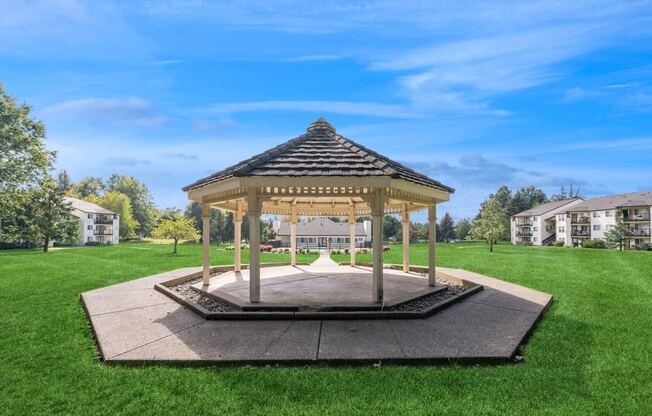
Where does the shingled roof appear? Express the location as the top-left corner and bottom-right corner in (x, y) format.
(183, 118), (454, 193)
(276, 217), (367, 237)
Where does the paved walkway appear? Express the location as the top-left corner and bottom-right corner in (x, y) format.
(81, 265), (552, 364)
(310, 251), (340, 268)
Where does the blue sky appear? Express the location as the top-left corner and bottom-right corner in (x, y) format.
(2, 0), (652, 220)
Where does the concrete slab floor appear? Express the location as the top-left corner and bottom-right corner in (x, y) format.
(193, 265), (446, 308)
(81, 264), (553, 364)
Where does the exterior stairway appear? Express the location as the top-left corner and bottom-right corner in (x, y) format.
(542, 233), (557, 246)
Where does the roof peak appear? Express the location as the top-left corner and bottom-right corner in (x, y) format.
(306, 117), (335, 136)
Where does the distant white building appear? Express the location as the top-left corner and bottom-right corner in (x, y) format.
(511, 191), (652, 249)
(273, 217), (371, 250)
(65, 197), (120, 245)
(510, 198), (584, 246)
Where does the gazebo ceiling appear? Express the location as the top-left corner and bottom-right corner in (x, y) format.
(183, 118), (454, 216)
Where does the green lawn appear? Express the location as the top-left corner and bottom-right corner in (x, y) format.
(1, 242), (650, 415)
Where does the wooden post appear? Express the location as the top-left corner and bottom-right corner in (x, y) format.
(428, 204), (437, 287)
(348, 209), (356, 267)
(234, 201), (242, 272)
(247, 188), (261, 303)
(202, 203), (211, 286)
(402, 203), (410, 273)
(290, 206), (297, 266)
(371, 189), (384, 303)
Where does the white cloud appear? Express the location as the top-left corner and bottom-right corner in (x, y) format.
(41, 97), (168, 127)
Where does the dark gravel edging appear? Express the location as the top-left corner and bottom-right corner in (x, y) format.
(165, 275), (475, 317)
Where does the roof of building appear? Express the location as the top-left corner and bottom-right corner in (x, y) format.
(568, 191), (652, 212)
(276, 217), (367, 237)
(513, 198), (582, 217)
(64, 197), (116, 215)
(183, 118), (454, 193)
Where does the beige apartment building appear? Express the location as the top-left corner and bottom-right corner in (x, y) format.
(511, 191), (652, 249)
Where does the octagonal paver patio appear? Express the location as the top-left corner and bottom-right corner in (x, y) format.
(81, 261), (552, 364)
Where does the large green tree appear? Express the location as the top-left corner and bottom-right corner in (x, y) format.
(0, 84), (55, 237)
(88, 191), (139, 238)
(107, 174), (158, 236)
(73, 176), (105, 198)
(152, 217), (198, 254)
(438, 212), (456, 242)
(509, 186), (547, 216)
(184, 202), (229, 243)
(471, 196), (507, 252)
(28, 179), (79, 251)
(383, 215), (401, 241)
(455, 218), (473, 240)
(605, 215), (631, 251)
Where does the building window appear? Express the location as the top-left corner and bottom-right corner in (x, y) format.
(533, 227), (538, 231)
(533, 237), (537, 242)
(593, 211), (600, 218)
(593, 225), (601, 231)
(605, 210), (613, 217)
(87, 213), (93, 219)
(605, 224), (613, 231)
(87, 225), (92, 230)
(558, 214), (565, 221)
(87, 236), (92, 242)
(558, 226), (565, 233)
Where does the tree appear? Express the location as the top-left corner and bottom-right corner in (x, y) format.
(438, 212), (456, 242)
(159, 207), (183, 221)
(184, 202), (229, 243)
(455, 218), (473, 240)
(28, 179), (79, 252)
(471, 196), (507, 252)
(55, 170), (73, 193)
(605, 215), (631, 251)
(0, 84), (55, 234)
(383, 215), (401, 241)
(509, 186), (547, 216)
(74, 176), (105, 198)
(152, 217), (198, 254)
(551, 184), (583, 201)
(88, 191), (139, 238)
(107, 174), (158, 236)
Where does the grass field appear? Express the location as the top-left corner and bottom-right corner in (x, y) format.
(1, 242), (650, 415)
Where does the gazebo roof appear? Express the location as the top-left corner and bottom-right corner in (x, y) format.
(184, 118), (453, 216)
(183, 118), (454, 193)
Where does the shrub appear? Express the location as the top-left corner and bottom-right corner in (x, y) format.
(344, 248), (349, 254)
(554, 241), (565, 247)
(636, 243), (652, 251)
(84, 241), (101, 246)
(225, 245), (235, 251)
(581, 239), (607, 249)
(383, 245), (390, 252)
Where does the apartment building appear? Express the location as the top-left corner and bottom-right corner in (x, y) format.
(510, 198), (584, 245)
(273, 217), (371, 250)
(511, 191), (652, 248)
(65, 197), (120, 245)
(564, 191), (652, 248)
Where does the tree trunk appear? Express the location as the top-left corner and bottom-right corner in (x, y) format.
(43, 235), (49, 252)
(489, 237), (494, 252)
(173, 239), (178, 254)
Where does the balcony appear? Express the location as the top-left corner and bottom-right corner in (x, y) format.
(94, 218), (114, 225)
(624, 213), (650, 222)
(515, 221), (532, 226)
(516, 232), (532, 237)
(94, 229), (113, 236)
(571, 230), (591, 237)
(571, 217), (590, 224)
(630, 229), (651, 237)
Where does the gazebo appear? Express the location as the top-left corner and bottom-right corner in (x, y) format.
(182, 118), (454, 304)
